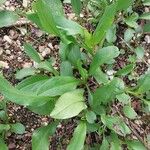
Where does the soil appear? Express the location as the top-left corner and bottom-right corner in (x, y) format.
(0, 0), (150, 150)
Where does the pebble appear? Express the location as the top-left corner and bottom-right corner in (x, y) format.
(3, 35), (12, 44)
(48, 43), (53, 49)
(36, 30), (44, 37)
(0, 47), (3, 55)
(5, 49), (11, 55)
(68, 13), (75, 20)
(145, 35), (150, 44)
(0, 61), (9, 69)
(42, 48), (51, 57)
(38, 45), (45, 52)
(148, 59), (150, 64)
(9, 6), (15, 11)
(5, 1), (10, 6)
(23, 62), (32, 68)
(106, 70), (115, 76)
(9, 30), (15, 37)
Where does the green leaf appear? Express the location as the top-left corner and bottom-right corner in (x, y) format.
(32, 122), (58, 150)
(116, 64), (134, 76)
(89, 46), (119, 75)
(0, 10), (19, 28)
(67, 122), (86, 150)
(116, 0), (133, 11)
(143, 22), (150, 33)
(123, 105), (137, 119)
(116, 93), (131, 104)
(0, 110), (7, 122)
(92, 3), (117, 45)
(71, 0), (82, 15)
(135, 46), (144, 60)
(143, 0), (150, 6)
(124, 28), (135, 42)
(110, 133), (122, 150)
(37, 76), (80, 97)
(0, 124), (10, 133)
(24, 43), (41, 63)
(139, 12), (150, 20)
(0, 0), (6, 5)
(35, 0), (59, 35)
(126, 140), (147, 150)
(86, 111), (97, 124)
(137, 72), (150, 93)
(100, 136), (109, 150)
(106, 24), (117, 43)
(60, 61), (73, 76)
(0, 75), (54, 107)
(93, 78), (124, 106)
(50, 90), (87, 119)
(11, 123), (25, 134)
(93, 68), (109, 84)
(15, 68), (36, 80)
(0, 138), (8, 150)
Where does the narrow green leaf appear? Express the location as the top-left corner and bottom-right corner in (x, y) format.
(37, 76), (80, 97)
(100, 136), (109, 150)
(60, 61), (73, 76)
(116, 64), (135, 76)
(89, 46), (119, 74)
(67, 122), (86, 150)
(71, 0), (82, 15)
(15, 68), (36, 80)
(139, 12), (150, 20)
(11, 123), (25, 134)
(32, 122), (58, 150)
(0, 10), (19, 28)
(50, 90), (87, 119)
(123, 105), (137, 119)
(24, 43), (41, 63)
(92, 3), (117, 45)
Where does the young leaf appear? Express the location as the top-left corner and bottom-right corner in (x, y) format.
(139, 12), (150, 20)
(60, 61), (73, 76)
(0, 124), (10, 133)
(116, 93), (131, 104)
(123, 105), (137, 119)
(124, 28), (135, 42)
(115, 64), (135, 76)
(71, 0), (82, 15)
(0, 10), (19, 28)
(0, 138), (8, 150)
(11, 123), (25, 134)
(135, 46), (144, 60)
(89, 46), (119, 75)
(24, 43), (41, 63)
(50, 90), (87, 119)
(67, 122), (86, 150)
(36, 76), (80, 97)
(32, 122), (58, 150)
(15, 68), (36, 80)
(116, 0), (133, 11)
(86, 111), (97, 124)
(92, 3), (117, 45)
(35, 0), (59, 35)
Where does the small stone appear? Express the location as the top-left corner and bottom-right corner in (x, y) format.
(148, 59), (150, 64)
(0, 47), (3, 55)
(54, 45), (59, 50)
(106, 70), (115, 76)
(145, 35), (150, 44)
(23, 0), (28, 8)
(80, 14), (84, 17)
(8, 143), (16, 149)
(0, 61), (9, 69)
(48, 43), (53, 49)
(5, 49), (11, 55)
(3, 35), (12, 44)
(36, 30), (44, 37)
(68, 13), (75, 20)
(42, 48), (51, 57)
(5, 1), (10, 6)
(9, 6), (15, 11)
(23, 62), (32, 68)
(9, 30), (15, 37)
(19, 28), (27, 35)
(38, 45), (45, 52)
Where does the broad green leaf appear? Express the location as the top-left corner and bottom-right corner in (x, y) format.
(50, 90), (87, 119)
(93, 68), (109, 84)
(139, 12), (150, 20)
(124, 28), (135, 42)
(143, 23), (150, 33)
(0, 10), (19, 28)
(116, 93), (131, 104)
(15, 68), (36, 80)
(126, 140), (146, 150)
(67, 122), (86, 150)
(116, 64), (135, 76)
(0, 138), (8, 150)
(93, 78), (124, 106)
(35, 0), (59, 35)
(100, 136), (109, 150)
(86, 111), (96, 124)
(0, 124), (10, 133)
(123, 105), (137, 119)
(71, 0), (82, 15)
(24, 43), (41, 63)
(60, 61), (73, 76)
(32, 122), (58, 150)
(0, 75), (54, 107)
(110, 133), (122, 150)
(86, 123), (99, 133)
(37, 76), (80, 97)
(37, 61), (59, 76)
(0, 110), (7, 122)
(137, 72), (150, 93)
(92, 3), (117, 45)
(106, 24), (117, 43)
(89, 46), (119, 75)
(124, 13), (139, 28)
(10, 123), (25, 134)
(135, 46), (144, 60)
(143, 0), (150, 6)
(116, 0), (133, 11)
